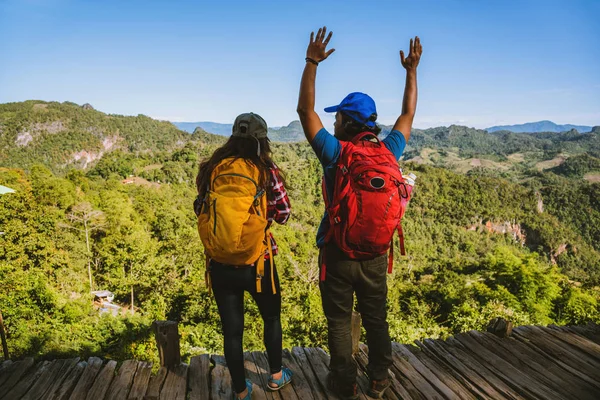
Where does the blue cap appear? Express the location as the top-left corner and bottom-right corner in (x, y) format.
(324, 92), (378, 127)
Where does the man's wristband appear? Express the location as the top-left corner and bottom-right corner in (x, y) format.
(305, 57), (319, 66)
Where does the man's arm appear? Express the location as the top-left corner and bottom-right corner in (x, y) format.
(297, 26), (335, 143)
(392, 37), (423, 143)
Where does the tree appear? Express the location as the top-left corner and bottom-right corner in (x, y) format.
(61, 202), (106, 291)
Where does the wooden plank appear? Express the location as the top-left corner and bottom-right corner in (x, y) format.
(554, 325), (600, 344)
(303, 347), (348, 399)
(468, 331), (598, 400)
(508, 329), (600, 391)
(152, 321), (181, 369)
(128, 361), (152, 400)
(21, 358), (68, 400)
(519, 326), (600, 367)
(450, 334), (562, 400)
(0, 361), (15, 391)
(470, 330), (599, 393)
(255, 350), (300, 400)
(0, 359), (13, 373)
(405, 344), (481, 400)
(347, 354), (370, 400)
(308, 346), (369, 400)
(419, 338), (519, 400)
(389, 343), (444, 400)
(0, 360), (16, 389)
(159, 363), (188, 400)
(144, 366), (167, 400)
(545, 325), (600, 360)
(40, 358), (80, 399)
(528, 325), (600, 365)
(512, 327), (600, 381)
(568, 323), (600, 343)
(245, 352), (273, 400)
(105, 360), (138, 400)
(0, 362), (14, 392)
(393, 342), (458, 399)
(363, 343), (424, 400)
(53, 360), (87, 400)
(355, 345), (400, 400)
(210, 355), (233, 399)
(4, 361), (51, 399)
(69, 357), (103, 400)
(188, 355), (209, 400)
(0, 357), (34, 397)
(281, 349), (316, 400)
(387, 357), (427, 399)
(85, 359), (117, 400)
(290, 347), (327, 400)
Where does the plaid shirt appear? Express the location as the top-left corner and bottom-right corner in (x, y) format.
(266, 163), (290, 257)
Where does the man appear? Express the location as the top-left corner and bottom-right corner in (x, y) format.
(296, 26), (422, 399)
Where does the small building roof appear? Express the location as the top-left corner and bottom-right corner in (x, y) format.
(0, 185), (16, 195)
(91, 290), (114, 298)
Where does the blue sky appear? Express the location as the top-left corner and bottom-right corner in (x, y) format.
(1, 0), (599, 128)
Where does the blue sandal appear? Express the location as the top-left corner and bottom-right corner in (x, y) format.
(268, 367), (293, 391)
(235, 379), (252, 400)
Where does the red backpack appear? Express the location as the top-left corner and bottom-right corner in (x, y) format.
(321, 132), (413, 280)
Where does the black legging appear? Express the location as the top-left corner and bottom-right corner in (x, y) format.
(210, 258), (282, 394)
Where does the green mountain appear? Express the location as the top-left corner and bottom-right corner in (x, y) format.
(0, 101), (189, 172)
(268, 120), (305, 142)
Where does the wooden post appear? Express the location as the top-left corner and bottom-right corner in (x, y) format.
(153, 321), (180, 368)
(351, 311), (361, 355)
(0, 310), (9, 360)
(487, 317), (513, 338)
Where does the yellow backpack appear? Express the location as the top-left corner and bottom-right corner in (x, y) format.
(197, 157), (274, 293)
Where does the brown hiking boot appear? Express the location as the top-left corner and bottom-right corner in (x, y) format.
(367, 377), (391, 399)
(327, 373), (359, 400)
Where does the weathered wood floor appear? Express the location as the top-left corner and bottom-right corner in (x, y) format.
(0, 323), (599, 399)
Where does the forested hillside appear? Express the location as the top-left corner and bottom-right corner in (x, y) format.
(0, 101), (189, 172)
(1, 101), (599, 366)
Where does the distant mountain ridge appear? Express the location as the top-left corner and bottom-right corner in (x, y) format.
(486, 120), (593, 133)
(177, 119), (597, 138)
(173, 120), (305, 142)
(173, 121), (233, 136)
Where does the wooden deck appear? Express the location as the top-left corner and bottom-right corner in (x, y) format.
(0, 323), (599, 399)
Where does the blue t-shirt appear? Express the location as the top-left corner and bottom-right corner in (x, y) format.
(310, 128), (407, 247)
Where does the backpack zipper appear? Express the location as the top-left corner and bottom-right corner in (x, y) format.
(384, 190), (398, 215)
(213, 173), (258, 190)
(213, 198), (217, 234)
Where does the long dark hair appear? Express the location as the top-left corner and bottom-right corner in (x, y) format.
(196, 136), (283, 199)
(339, 112), (382, 139)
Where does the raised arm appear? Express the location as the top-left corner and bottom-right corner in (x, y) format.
(296, 26), (335, 143)
(392, 36), (423, 143)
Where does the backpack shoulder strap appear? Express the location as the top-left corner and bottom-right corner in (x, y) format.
(351, 132), (382, 146)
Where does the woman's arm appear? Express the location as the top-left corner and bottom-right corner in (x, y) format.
(267, 166), (291, 225)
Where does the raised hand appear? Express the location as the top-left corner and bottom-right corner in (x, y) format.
(306, 26), (335, 63)
(400, 36), (422, 71)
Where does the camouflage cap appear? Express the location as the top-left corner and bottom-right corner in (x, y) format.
(232, 112), (268, 139)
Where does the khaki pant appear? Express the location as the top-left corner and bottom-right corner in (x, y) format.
(319, 243), (393, 386)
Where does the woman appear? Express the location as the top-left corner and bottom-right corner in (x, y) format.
(195, 112), (292, 400)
